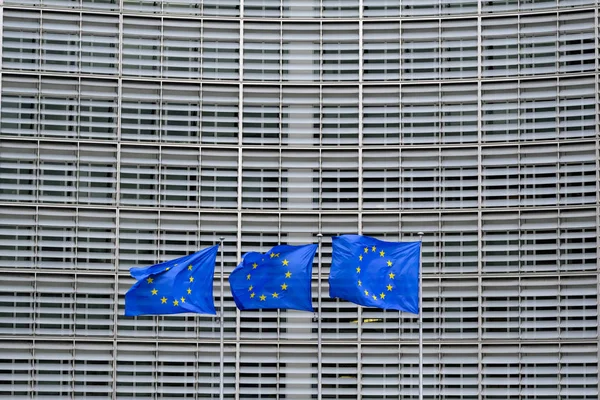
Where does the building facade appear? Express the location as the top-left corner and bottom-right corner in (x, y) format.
(0, 0), (599, 398)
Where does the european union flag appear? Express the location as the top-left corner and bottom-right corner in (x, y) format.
(329, 235), (420, 314)
(125, 245), (219, 316)
(229, 244), (317, 312)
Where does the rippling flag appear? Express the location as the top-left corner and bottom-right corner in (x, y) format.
(125, 245), (219, 316)
(229, 244), (317, 312)
(329, 235), (420, 314)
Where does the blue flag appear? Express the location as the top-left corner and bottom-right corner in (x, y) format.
(329, 235), (420, 314)
(229, 244), (317, 312)
(125, 245), (219, 316)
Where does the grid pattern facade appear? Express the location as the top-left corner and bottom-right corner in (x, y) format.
(0, 0), (599, 399)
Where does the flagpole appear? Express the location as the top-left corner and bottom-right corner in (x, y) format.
(219, 236), (225, 400)
(417, 232), (424, 400)
(316, 233), (323, 400)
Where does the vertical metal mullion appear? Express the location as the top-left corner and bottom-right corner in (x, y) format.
(112, 206), (120, 400)
(117, 14), (123, 142)
(70, 279), (77, 400)
(235, 17), (244, 400)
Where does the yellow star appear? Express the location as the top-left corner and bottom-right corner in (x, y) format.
(189, 276), (194, 283)
(252, 263), (258, 269)
(359, 255), (363, 261)
(364, 290), (369, 296)
(275, 253), (280, 257)
(380, 250), (385, 257)
(161, 297), (167, 304)
(372, 295), (377, 300)
(380, 293), (385, 299)
(188, 265), (193, 270)
(165, 267), (170, 271)
(272, 292), (279, 298)
(180, 297), (185, 303)
(389, 272), (395, 279)
(372, 245), (376, 252)
(281, 283), (288, 290)
(358, 280), (362, 286)
(364, 247), (369, 253)
(282, 259), (289, 266)
(246, 274), (251, 280)
(285, 271), (292, 278)
(387, 260), (392, 266)
(260, 294), (266, 301)
(173, 299), (179, 306)
(249, 285), (253, 291)
(146, 277), (153, 284)
(151, 288), (158, 295)
(270, 253), (275, 258)
(356, 267), (361, 273)
(187, 288), (192, 294)
(250, 293), (255, 298)
(387, 284), (393, 291)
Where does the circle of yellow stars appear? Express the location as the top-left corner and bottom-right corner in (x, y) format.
(146, 263), (195, 307)
(356, 245), (394, 303)
(247, 252), (291, 302)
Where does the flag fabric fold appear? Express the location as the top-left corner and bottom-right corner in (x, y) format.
(125, 245), (219, 316)
(329, 235), (420, 314)
(229, 244), (317, 312)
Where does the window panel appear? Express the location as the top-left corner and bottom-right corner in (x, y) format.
(519, 14), (558, 76)
(281, 86), (320, 145)
(2, 9), (41, 71)
(0, 74), (39, 137)
(39, 78), (79, 139)
(440, 83), (478, 144)
(558, 76), (597, 139)
(0, 139), (38, 202)
(322, 23), (359, 81)
(77, 143), (117, 205)
(440, 18), (478, 79)
(160, 83), (202, 143)
(401, 148), (440, 209)
(363, 85), (400, 145)
(79, 79), (118, 140)
(200, 149), (238, 209)
(119, 145), (160, 207)
(242, 150), (280, 209)
(76, 209), (116, 270)
(33, 341), (74, 397)
(402, 20), (439, 80)
(482, 17), (519, 78)
(362, 149), (400, 210)
(401, 84), (439, 144)
(280, 150), (319, 209)
(81, 14), (119, 75)
(321, 151), (359, 210)
(282, 23), (320, 82)
(0, 274), (35, 335)
(201, 84), (239, 144)
(162, 19), (202, 79)
(0, 206), (36, 268)
(243, 86), (280, 145)
(322, 0), (359, 18)
(122, 17), (162, 77)
(160, 146), (201, 208)
(121, 81), (161, 142)
(322, 86), (359, 145)
(201, 21), (240, 80)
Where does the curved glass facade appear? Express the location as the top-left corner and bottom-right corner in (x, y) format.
(0, 0), (599, 398)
